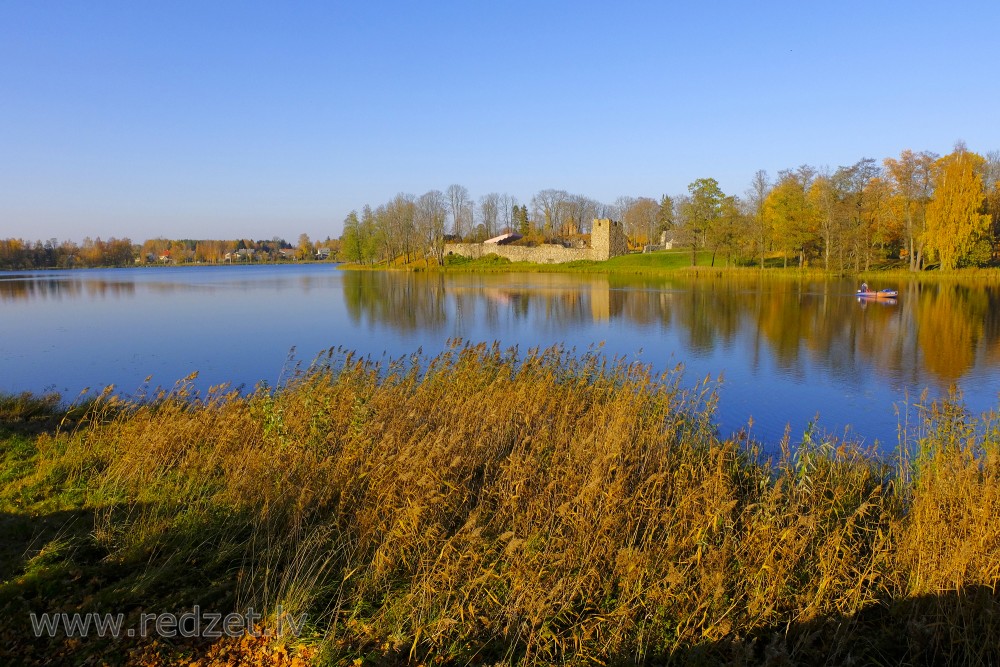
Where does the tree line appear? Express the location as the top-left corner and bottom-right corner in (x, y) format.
(4, 143), (997, 272)
(0, 234), (340, 270)
(341, 143), (1000, 271)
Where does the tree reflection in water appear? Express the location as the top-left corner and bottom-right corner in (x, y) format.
(341, 271), (1000, 390)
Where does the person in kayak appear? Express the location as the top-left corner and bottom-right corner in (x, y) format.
(860, 282), (869, 293)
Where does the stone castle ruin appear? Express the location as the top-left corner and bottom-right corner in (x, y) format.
(444, 218), (627, 264)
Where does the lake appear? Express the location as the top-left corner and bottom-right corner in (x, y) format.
(2, 264), (998, 450)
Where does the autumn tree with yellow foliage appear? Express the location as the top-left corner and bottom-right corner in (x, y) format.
(763, 168), (817, 268)
(884, 149), (936, 271)
(923, 144), (992, 270)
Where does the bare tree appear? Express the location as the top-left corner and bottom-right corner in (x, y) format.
(620, 197), (659, 245)
(563, 194), (600, 235)
(985, 150), (1000, 246)
(531, 189), (569, 236)
(446, 184), (471, 238)
(984, 150), (1000, 184)
(500, 194), (516, 233)
(466, 201), (480, 240)
(672, 194), (692, 253)
(416, 190), (448, 263)
(479, 193), (501, 238)
(745, 169), (771, 269)
(375, 193), (416, 263)
(593, 200), (615, 220)
(498, 193), (518, 233)
(613, 196), (637, 230)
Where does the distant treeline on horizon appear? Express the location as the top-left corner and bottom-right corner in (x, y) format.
(0, 234), (341, 270)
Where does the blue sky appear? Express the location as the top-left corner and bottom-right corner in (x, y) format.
(2, 1), (998, 242)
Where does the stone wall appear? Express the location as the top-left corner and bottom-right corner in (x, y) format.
(444, 243), (594, 264)
(445, 218), (629, 264)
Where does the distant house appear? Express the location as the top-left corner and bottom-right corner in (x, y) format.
(315, 247), (331, 259)
(225, 249), (256, 262)
(278, 248), (297, 260)
(158, 251), (172, 263)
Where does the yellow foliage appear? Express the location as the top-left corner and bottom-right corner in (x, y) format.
(924, 147), (991, 270)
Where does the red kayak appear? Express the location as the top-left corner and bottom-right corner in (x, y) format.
(856, 289), (899, 298)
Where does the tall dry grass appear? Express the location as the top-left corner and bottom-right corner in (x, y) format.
(10, 342), (1000, 664)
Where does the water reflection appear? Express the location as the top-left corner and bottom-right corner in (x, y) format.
(343, 271), (448, 332)
(4, 266), (999, 446)
(341, 271), (1000, 389)
(0, 267), (343, 301)
(0, 275), (137, 301)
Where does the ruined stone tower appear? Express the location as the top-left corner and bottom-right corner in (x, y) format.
(591, 218), (627, 261)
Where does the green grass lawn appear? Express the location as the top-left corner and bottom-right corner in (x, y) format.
(600, 250), (713, 270)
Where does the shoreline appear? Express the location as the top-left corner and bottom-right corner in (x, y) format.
(337, 250), (1000, 282)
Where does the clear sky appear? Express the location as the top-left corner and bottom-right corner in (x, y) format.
(2, 1), (998, 242)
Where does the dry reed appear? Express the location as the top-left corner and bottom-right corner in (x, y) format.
(5, 342), (1000, 665)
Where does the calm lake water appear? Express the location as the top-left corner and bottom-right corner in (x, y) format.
(2, 264), (999, 449)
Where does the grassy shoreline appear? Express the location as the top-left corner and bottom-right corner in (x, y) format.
(3, 344), (1000, 665)
(340, 250), (1000, 283)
